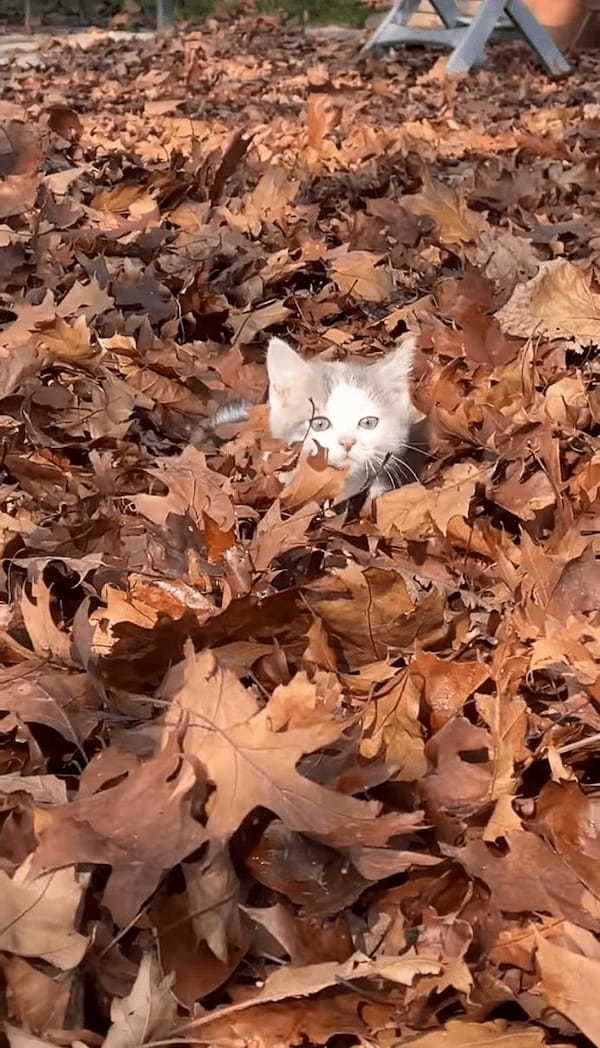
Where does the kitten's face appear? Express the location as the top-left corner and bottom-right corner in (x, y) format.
(266, 337), (415, 497)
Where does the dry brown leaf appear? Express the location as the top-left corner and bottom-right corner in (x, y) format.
(452, 832), (600, 930)
(133, 446), (235, 533)
(403, 1020), (557, 1048)
(0, 858), (88, 969)
(104, 952), (177, 1048)
(410, 651), (489, 731)
(56, 277), (114, 321)
(29, 735), (207, 926)
(536, 936), (600, 1047)
(250, 499), (318, 573)
(20, 573), (73, 665)
(496, 259), (600, 346)
(280, 448), (347, 509)
(230, 301), (293, 345)
(376, 463), (479, 539)
(360, 671), (427, 780)
(0, 661), (101, 746)
(38, 315), (94, 360)
(161, 646), (424, 846)
(329, 250), (394, 302)
(183, 952), (440, 1035)
(402, 172), (489, 247)
(2, 956), (73, 1034)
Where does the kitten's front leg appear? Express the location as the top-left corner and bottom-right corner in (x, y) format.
(367, 475), (392, 500)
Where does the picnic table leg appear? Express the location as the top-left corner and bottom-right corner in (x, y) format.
(24, 0), (40, 29)
(507, 0), (571, 74)
(156, 0), (176, 29)
(445, 0), (508, 71)
(430, 0), (463, 27)
(361, 0), (421, 52)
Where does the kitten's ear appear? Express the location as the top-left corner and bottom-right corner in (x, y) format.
(266, 337), (310, 391)
(371, 336), (415, 388)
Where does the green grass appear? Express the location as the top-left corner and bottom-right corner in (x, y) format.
(177, 0), (372, 26)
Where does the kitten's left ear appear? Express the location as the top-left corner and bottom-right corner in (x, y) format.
(371, 335), (415, 387)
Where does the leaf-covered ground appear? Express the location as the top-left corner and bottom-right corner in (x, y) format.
(2, 11), (600, 1047)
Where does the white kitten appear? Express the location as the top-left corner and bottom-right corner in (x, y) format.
(266, 336), (418, 499)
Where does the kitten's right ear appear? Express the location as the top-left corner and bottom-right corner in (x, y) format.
(266, 337), (310, 392)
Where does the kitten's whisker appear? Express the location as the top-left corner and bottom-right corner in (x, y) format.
(397, 442), (435, 460)
(387, 454), (420, 485)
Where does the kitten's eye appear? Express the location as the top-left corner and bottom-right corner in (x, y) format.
(358, 416), (379, 429)
(310, 416), (331, 432)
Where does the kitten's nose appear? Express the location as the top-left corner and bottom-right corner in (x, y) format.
(338, 437), (356, 452)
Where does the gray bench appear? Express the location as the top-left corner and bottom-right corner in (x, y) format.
(362, 0), (571, 76)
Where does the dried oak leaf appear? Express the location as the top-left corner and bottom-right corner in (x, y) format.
(403, 1020), (558, 1048)
(329, 249), (394, 302)
(410, 651), (489, 731)
(0, 773), (67, 806)
(230, 301), (293, 346)
(280, 447), (347, 509)
(450, 831), (600, 931)
(267, 669), (343, 731)
(90, 576), (217, 658)
(246, 820), (368, 917)
(56, 277), (114, 321)
(243, 900), (351, 965)
(0, 858), (88, 970)
(2, 956), (73, 1034)
(536, 935), (600, 1047)
(184, 995), (368, 1048)
(237, 167), (299, 235)
(5, 1030), (68, 1048)
(249, 499), (318, 573)
(0, 121), (40, 219)
(104, 952), (177, 1048)
(306, 561), (445, 667)
(376, 463), (479, 539)
(29, 734), (207, 926)
(116, 361), (208, 415)
(496, 259), (600, 346)
(161, 647), (423, 846)
(421, 717), (495, 815)
(536, 781), (600, 902)
(20, 572), (73, 665)
(0, 661), (101, 746)
(402, 172), (488, 247)
(360, 670), (427, 780)
(182, 953), (440, 1037)
(152, 889), (249, 1007)
(133, 446), (235, 533)
(493, 463), (556, 521)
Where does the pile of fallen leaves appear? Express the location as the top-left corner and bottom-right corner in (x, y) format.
(2, 9), (600, 1047)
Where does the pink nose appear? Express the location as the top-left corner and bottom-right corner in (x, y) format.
(338, 437), (355, 452)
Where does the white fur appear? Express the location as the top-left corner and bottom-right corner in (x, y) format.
(308, 382), (383, 470)
(266, 336), (417, 499)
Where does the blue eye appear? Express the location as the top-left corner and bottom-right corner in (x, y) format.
(358, 416), (379, 429)
(310, 417), (331, 432)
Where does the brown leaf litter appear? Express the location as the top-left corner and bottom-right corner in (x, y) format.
(2, 8), (600, 1048)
